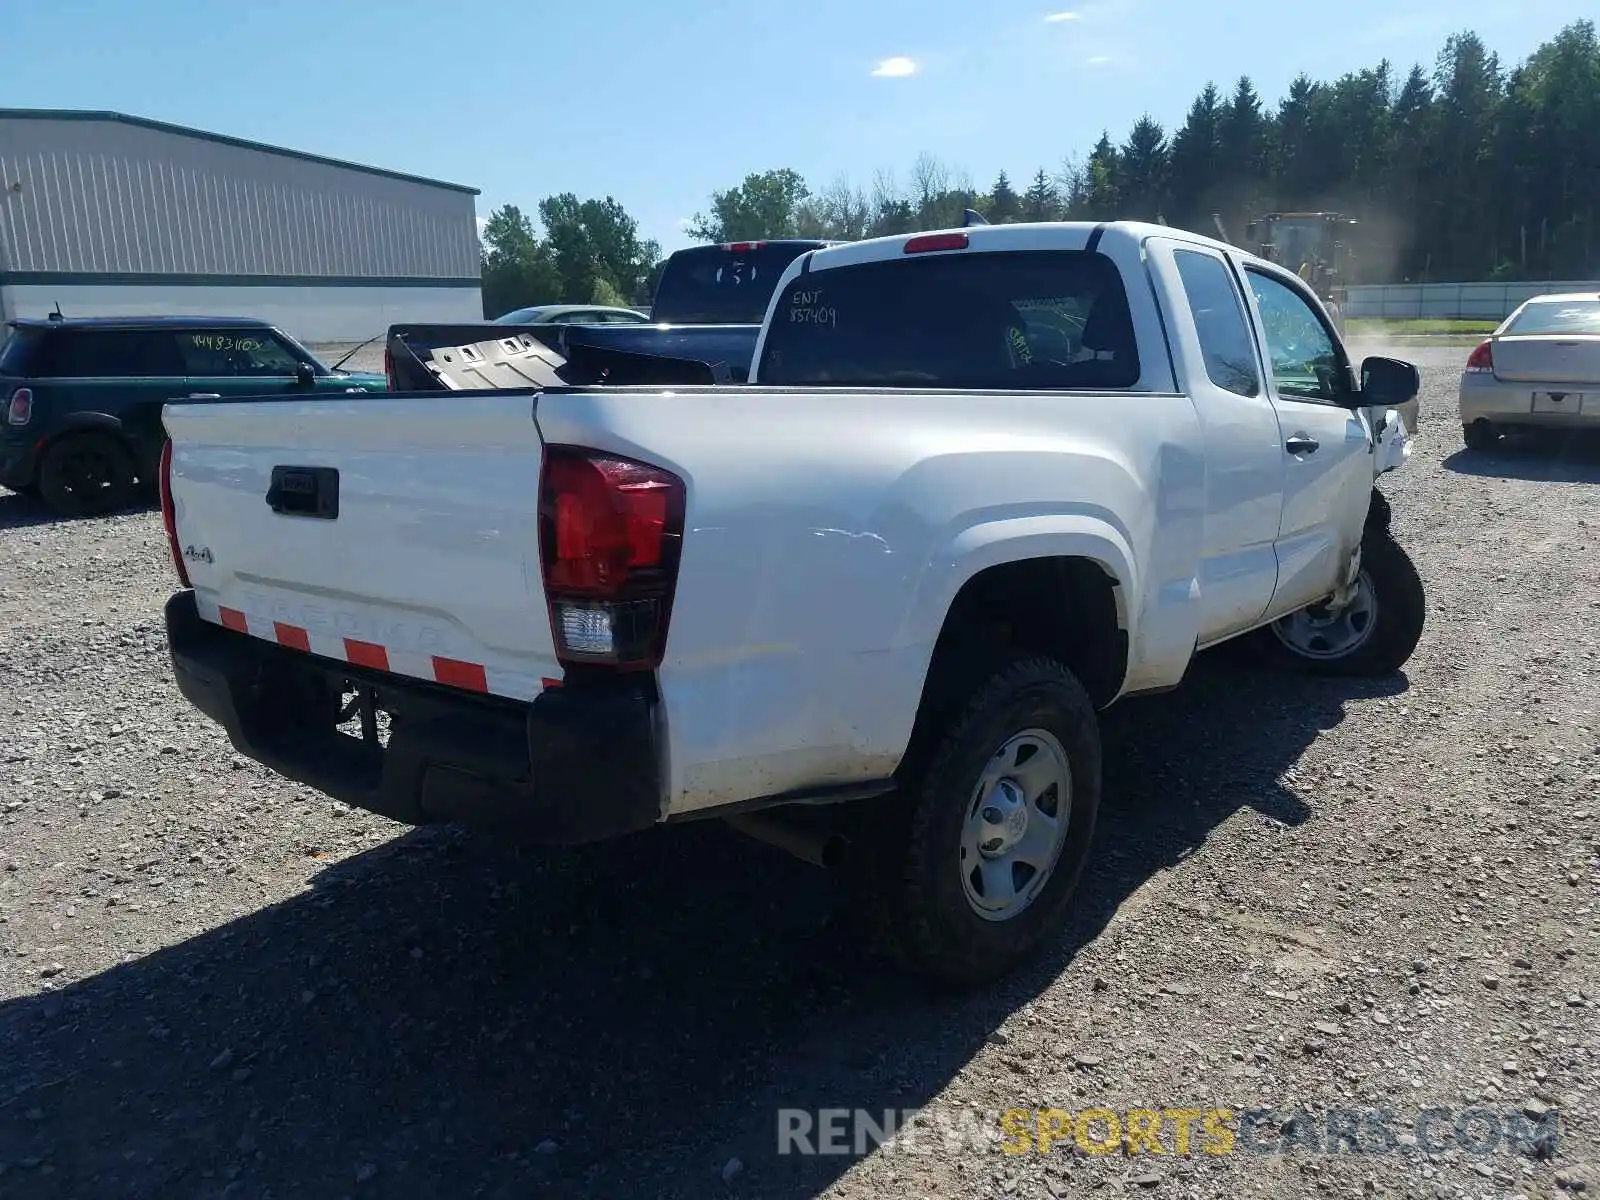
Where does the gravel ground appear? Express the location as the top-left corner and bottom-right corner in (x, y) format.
(1, 343), (1597, 1199)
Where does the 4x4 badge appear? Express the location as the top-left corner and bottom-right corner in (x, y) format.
(183, 544), (213, 565)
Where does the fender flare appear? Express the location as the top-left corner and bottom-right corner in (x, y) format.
(906, 514), (1140, 652)
(34, 413), (143, 480)
(46, 411), (127, 440)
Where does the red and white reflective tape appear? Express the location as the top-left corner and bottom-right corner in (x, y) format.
(204, 600), (558, 700)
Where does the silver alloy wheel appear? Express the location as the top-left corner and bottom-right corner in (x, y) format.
(959, 728), (1073, 922)
(1270, 570), (1379, 660)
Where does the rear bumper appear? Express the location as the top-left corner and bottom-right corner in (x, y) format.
(164, 590), (666, 843)
(0, 434), (40, 490)
(1460, 375), (1600, 427)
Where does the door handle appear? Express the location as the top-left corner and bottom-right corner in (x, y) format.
(187, 393), (222, 399)
(1285, 434), (1320, 455)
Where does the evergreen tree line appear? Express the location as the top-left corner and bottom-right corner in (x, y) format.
(478, 195), (663, 319)
(481, 22), (1598, 315)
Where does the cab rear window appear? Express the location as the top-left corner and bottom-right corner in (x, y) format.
(652, 243), (823, 325)
(757, 249), (1141, 390)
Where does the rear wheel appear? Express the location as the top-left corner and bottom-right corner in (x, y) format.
(1262, 531), (1425, 677)
(850, 657), (1102, 987)
(1462, 420), (1499, 451)
(37, 432), (138, 517)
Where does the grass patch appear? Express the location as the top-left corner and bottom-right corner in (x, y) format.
(1345, 318), (1497, 336)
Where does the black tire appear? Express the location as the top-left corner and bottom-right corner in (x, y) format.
(1260, 531), (1425, 677)
(1462, 420), (1499, 451)
(849, 657), (1102, 987)
(37, 433), (138, 517)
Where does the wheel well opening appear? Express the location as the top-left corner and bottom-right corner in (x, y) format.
(41, 426), (140, 466)
(899, 557), (1126, 782)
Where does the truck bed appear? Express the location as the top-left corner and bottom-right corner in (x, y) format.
(385, 322), (760, 391)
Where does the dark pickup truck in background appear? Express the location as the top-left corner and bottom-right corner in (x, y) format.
(386, 239), (831, 390)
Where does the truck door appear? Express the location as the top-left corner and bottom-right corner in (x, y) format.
(1236, 260), (1373, 621)
(1144, 238), (1283, 643)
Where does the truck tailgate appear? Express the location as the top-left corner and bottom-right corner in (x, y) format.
(162, 393), (557, 701)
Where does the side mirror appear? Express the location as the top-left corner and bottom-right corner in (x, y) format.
(294, 361), (317, 387)
(1359, 355), (1419, 407)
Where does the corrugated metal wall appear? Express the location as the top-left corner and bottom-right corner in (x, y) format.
(0, 115), (478, 281)
(1344, 280), (1600, 320)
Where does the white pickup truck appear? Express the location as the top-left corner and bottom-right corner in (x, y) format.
(158, 221), (1423, 985)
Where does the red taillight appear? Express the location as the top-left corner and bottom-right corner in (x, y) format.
(158, 438), (191, 588)
(904, 232), (969, 254)
(538, 446), (685, 670)
(722, 241), (766, 253)
(5, 387), (31, 425)
(383, 344), (394, 389)
(1465, 339), (1494, 374)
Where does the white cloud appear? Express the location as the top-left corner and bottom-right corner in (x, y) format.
(871, 56), (917, 78)
(1085, 54), (1112, 64)
(1044, 10), (1081, 20)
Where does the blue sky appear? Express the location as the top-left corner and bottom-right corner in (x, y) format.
(3, 0), (1591, 254)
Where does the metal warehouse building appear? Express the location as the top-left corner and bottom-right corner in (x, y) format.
(0, 109), (482, 341)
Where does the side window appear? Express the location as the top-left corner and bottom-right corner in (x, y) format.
(178, 330), (302, 376)
(1173, 249), (1260, 398)
(0, 328), (46, 374)
(1244, 270), (1347, 403)
(27, 334), (70, 377)
(35, 330), (184, 378)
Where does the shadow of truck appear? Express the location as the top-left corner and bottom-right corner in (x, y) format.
(0, 654), (1403, 1199)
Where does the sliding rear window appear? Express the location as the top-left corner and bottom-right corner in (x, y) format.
(758, 249), (1141, 390)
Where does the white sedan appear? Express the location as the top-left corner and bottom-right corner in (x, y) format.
(491, 304), (649, 326)
(1460, 292), (1600, 449)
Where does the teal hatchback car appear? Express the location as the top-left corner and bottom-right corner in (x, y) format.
(0, 315), (388, 516)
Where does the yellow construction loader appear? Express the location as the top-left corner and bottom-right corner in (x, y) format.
(1212, 211), (1357, 337)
